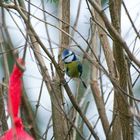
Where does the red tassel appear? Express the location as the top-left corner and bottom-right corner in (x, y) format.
(8, 58), (24, 118)
(1, 118), (33, 140)
(0, 58), (34, 140)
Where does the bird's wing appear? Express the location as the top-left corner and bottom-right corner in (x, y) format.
(77, 62), (83, 77)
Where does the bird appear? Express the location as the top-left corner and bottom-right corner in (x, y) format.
(62, 49), (87, 88)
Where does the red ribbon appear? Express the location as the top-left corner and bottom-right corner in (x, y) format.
(0, 58), (34, 140)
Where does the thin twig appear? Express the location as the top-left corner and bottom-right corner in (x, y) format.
(88, 0), (140, 68)
(122, 1), (140, 40)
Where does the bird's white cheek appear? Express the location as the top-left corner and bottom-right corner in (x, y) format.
(64, 55), (74, 63)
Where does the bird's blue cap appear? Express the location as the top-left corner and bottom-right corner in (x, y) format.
(62, 49), (72, 60)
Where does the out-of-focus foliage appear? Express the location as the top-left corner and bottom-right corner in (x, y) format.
(46, 0), (108, 5)
(47, 0), (59, 3)
(101, 0), (108, 6)
(4, 0), (11, 3)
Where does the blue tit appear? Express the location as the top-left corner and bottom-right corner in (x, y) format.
(62, 49), (87, 88)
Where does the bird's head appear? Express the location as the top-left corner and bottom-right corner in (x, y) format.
(62, 49), (77, 63)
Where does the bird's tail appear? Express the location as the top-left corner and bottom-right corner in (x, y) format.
(80, 77), (87, 89)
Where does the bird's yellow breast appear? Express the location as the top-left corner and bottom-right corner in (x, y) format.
(64, 61), (80, 78)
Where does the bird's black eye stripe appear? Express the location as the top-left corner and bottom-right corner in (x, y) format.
(63, 52), (74, 60)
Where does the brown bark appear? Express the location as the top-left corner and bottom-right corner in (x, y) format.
(90, 15), (112, 139)
(21, 92), (39, 139)
(51, 0), (71, 140)
(17, 1), (69, 140)
(88, 0), (140, 68)
(88, 0), (134, 139)
(31, 36), (69, 140)
(91, 81), (111, 139)
(109, 0), (133, 140)
(0, 85), (8, 132)
(58, 0), (70, 58)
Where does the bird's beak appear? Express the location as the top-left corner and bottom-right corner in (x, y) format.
(62, 57), (65, 61)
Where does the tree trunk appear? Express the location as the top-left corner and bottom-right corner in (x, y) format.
(109, 0), (133, 139)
